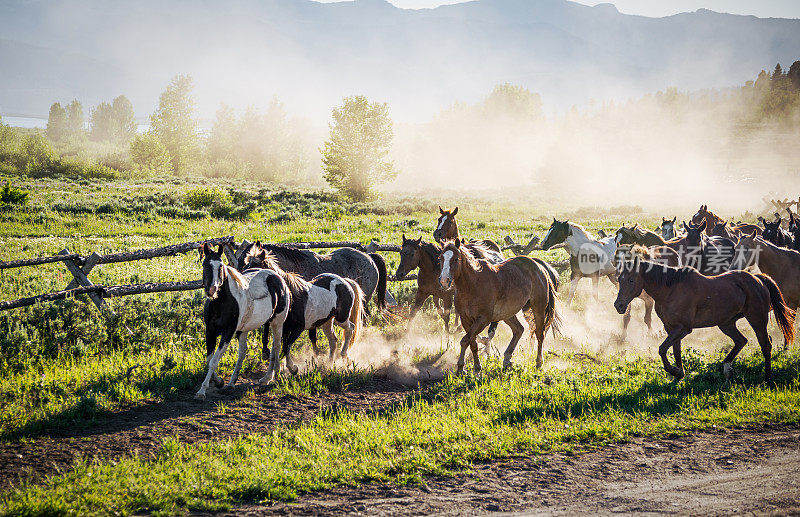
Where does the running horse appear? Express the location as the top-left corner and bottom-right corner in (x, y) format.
(438, 238), (561, 372)
(614, 255), (795, 381)
(691, 205), (725, 236)
(395, 235), (456, 333)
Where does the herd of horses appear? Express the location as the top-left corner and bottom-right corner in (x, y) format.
(195, 204), (798, 400)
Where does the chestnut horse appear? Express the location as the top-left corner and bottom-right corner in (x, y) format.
(433, 206), (503, 257)
(395, 235), (456, 332)
(439, 239), (560, 373)
(614, 257), (795, 381)
(691, 205), (725, 236)
(734, 232), (800, 312)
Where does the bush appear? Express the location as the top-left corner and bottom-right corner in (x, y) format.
(0, 182), (30, 204)
(184, 186), (233, 210)
(20, 134), (58, 172)
(130, 134), (172, 176)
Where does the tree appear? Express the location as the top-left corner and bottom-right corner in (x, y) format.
(788, 60), (800, 91)
(129, 133), (172, 176)
(90, 102), (115, 141)
(46, 103), (67, 141)
(482, 83), (544, 122)
(150, 74), (198, 174)
(207, 103), (238, 164)
(321, 96), (396, 200)
(111, 95), (136, 143)
(65, 100), (84, 137)
(772, 63), (784, 85)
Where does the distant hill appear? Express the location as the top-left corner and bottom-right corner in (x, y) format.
(1, 0), (799, 120)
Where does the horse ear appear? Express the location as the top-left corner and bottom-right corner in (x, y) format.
(199, 244), (207, 258)
(439, 206), (445, 214)
(749, 230), (758, 239)
(662, 217), (666, 224)
(698, 220), (707, 232)
(217, 244), (224, 255)
(702, 204), (707, 210)
(671, 216), (676, 224)
(415, 236), (422, 245)
(682, 221), (688, 230)
(455, 238), (461, 248)
(452, 207), (458, 216)
(402, 233), (407, 243)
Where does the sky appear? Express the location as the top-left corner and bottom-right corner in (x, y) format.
(318, 0), (800, 19)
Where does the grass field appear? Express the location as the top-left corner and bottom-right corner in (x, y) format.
(0, 174), (795, 516)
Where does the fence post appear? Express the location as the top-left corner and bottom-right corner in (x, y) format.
(59, 249), (107, 314)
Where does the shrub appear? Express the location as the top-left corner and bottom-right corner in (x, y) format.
(20, 133), (58, 171)
(0, 182), (30, 205)
(184, 186), (233, 210)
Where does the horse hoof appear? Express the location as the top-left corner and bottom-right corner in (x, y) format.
(194, 392), (206, 402)
(221, 385), (235, 395)
(290, 365), (299, 376)
(213, 377), (224, 388)
(723, 362), (733, 380)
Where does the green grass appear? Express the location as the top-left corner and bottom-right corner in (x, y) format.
(0, 174), (787, 516)
(3, 350), (800, 516)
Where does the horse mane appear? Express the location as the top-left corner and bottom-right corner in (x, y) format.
(246, 246), (308, 292)
(567, 222), (593, 240)
(639, 260), (693, 287)
(418, 240), (442, 266)
(466, 240), (492, 260)
(453, 242), (483, 271)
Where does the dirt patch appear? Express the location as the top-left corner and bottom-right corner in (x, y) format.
(0, 374), (412, 491)
(216, 423), (800, 516)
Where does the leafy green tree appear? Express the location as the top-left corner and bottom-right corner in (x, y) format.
(129, 133), (172, 176)
(207, 103), (239, 164)
(21, 134), (57, 172)
(321, 96), (396, 200)
(772, 63), (784, 84)
(150, 75), (198, 174)
(65, 100), (84, 136)
(90, 102), (115, 141)
(111, 95), (137, 143)
(46, 103), (67, 141)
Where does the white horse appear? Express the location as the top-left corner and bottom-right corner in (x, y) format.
(540, 219), (617, 304)
(196, 244), (291, 401)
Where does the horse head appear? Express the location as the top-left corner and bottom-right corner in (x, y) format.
(397, 233), (424, 279)
(199, 243), (226, 299)
(433, 206), (458, 243)
(541, 218), (571, 250)
(438, 239), (464, 290)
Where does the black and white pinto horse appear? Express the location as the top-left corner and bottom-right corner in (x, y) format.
(243, 247), (365, 361)
(196, 244), (290, 401)
(237, 241), (384, 358)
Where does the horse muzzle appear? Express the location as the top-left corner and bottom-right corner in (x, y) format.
(613, 299), (629, 315)
(433, 230), (443, 242)
(439, 277), (453, 290)
(206, 285), (218, 299)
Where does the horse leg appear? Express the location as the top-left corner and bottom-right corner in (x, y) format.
(321, 320), (339, 362)
(658, 327), (690, 380)
(526, 303), (548, 368)
(225, 331), (249, 391)
(260, 325), (271, 362)
(336, 318), (355, 359)
(259, 323), (291, 385)
(566, 276), (579, 305)
(501, 315), (525, 369)
(205, 326), (224, 388)
(718, 320), (748, 380)
(196, 328), (235, 401)
(478, 322), (499, 356)
(441, 293), (454, 334)
(622, 304), (632, 340)
(407, 291), (427, 333)
(642, 293), (654, 332)
(591, 275), (600, 301)
(744, 311), (773, 381)
(458, 317), (486, 374)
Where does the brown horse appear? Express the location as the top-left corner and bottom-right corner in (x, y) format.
(691, 205), (725, 236)
(395, 235), (456, 332)
(735, 232), (800, 311)
(614, 258), (795, 381)
(615, 224), (667, 247)
(433, 206), (503, 256)
(439, 239), (560, 372)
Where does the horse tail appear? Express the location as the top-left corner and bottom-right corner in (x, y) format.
(344, 278), (365, 349)
(368, 252), (388, 310)
(530, 257), (560, 291)
(757, 273), (796, 346)
(512, 257), (562, 337)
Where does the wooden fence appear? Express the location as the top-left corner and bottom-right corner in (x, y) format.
(0, 237), (412, 313)
(0, 235), (567, 313)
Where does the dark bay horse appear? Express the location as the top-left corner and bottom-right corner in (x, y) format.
(762, 215), (794, 249)
(678, 221), (738, 275)
(660, 217), (680, 241)
(615, 224), (667, 247)
(614, 257), (795, 381)
(395, 235), (456, 332)
(439, 239), (561, 372)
